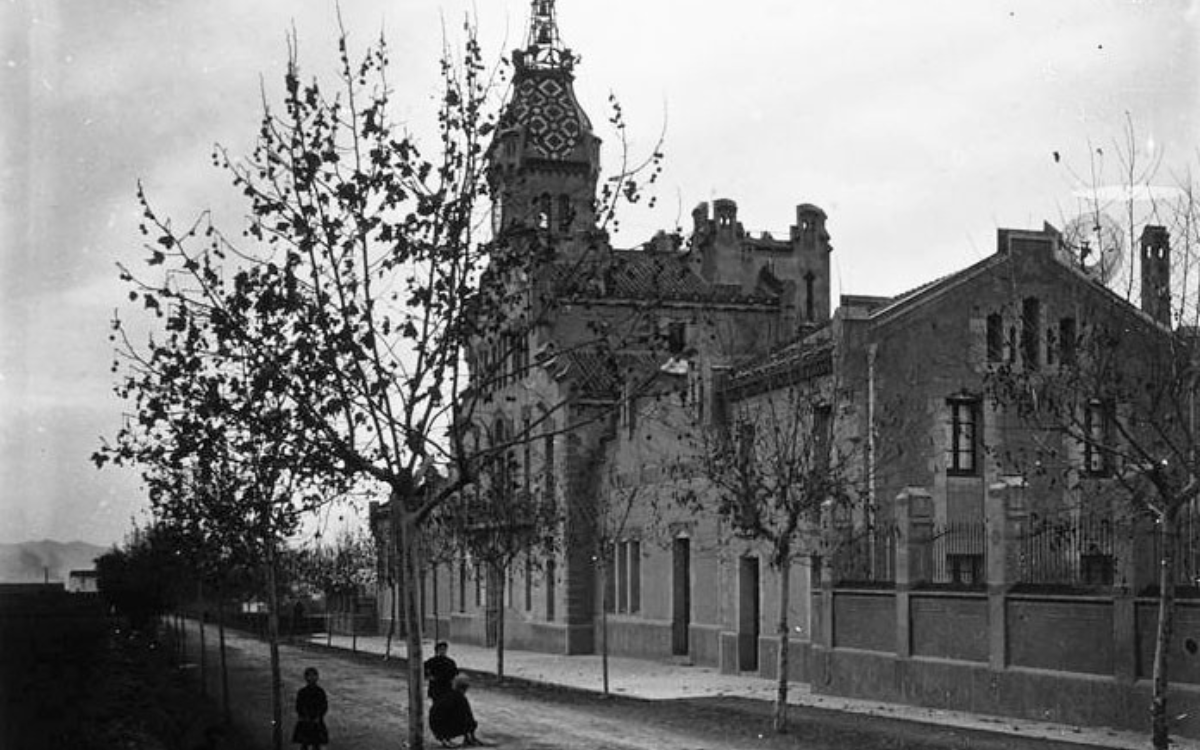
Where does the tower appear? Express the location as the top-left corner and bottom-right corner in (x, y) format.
(1140, 225), (1171, 326)
(488, 0), (601, 249)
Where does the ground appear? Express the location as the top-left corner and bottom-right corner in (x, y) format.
(187, 622), (1117, 750)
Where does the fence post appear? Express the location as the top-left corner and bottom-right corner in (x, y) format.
(987, 475), (1025, 671)
(895, 487), (932, 659)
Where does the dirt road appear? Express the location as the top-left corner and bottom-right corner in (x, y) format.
(184, 622), (1110, 750)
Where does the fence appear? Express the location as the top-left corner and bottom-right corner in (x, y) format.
(923, 521), (987, 586)
(1148, 510), (1200, 589)
(1017, 512), (1115, 586)
(830, 522), (896, 585)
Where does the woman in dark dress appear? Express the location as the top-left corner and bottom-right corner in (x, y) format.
(429, 673), (479, 747)
(292, 667), (329, 749)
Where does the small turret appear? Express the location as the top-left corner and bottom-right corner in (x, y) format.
(793, 204), (829, 251)
(713, 198), (740, 240)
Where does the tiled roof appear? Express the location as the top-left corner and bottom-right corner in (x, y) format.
(548, 350), (667, 398)
(726, 336), (835, 397)
(542, 250), (780, 305)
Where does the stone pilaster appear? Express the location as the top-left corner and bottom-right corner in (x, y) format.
(895, 487), (932, 658)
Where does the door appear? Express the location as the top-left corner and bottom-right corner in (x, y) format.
(738, 556), (760, 671)
(672, 537), (691, 656)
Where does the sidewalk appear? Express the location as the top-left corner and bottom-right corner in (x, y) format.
(304, 630), (1177, 750)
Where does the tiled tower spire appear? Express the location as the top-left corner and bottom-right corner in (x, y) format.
(488, 1), (600, 240)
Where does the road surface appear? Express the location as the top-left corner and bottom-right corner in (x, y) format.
(183, 622), (1115, 750)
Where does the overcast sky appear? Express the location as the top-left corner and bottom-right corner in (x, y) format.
(2, 0), (1197, 547)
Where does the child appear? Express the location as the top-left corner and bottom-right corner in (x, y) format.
(429, 673), (479, 747)
(292, 667), (329, 749)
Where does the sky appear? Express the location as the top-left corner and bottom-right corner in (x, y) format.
(2, 0), (1197, 547)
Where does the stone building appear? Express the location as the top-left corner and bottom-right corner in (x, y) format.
(729, 222), (1200, 735)
(370, 0), (830, 657)
(371, 0), (1200, 738)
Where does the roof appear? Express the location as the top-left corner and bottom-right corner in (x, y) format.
(543, 249), (781, 306)
(725, 336), (835, 399)
(547, 349), (668, 399)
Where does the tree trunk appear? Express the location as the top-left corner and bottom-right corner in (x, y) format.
(774, 557), (791, 734)
(218, 587), (230, 725)
(600, 562), (610, 696)
(397, 500), (428, 750)
(1152, 508), (1179, 750)
(432, 563), (441, 644)
(494, 564), (506, 680)
(266, 547), (284, 750)
(384, 577), (397, 660)
(198, 582), (208, 698)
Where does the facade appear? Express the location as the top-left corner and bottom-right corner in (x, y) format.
(371, 1), (830, 657)
(733, 223), (1200, 735)
(370, 0), (1200, 738)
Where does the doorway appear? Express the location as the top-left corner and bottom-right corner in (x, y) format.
(738, 556), (760, 671)
(672, 537), (691, 656)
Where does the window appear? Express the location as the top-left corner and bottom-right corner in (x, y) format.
(1021, 297), (1041, 367)
(543, 431), (556, 505)
(1084, 399), (1113, 476)
(620, 383), (637, 438)
(612, 539), (642, 614)
(1059, 317), (1077, 366)
(948, 398), (980, 475)
(667, 320), (686, 354)
(537, 192), (552, 229)
(804, 272), (816, 321)
(545, 558), (556, 621)
(523, 555), (534, 611)
(558, 194), (573, 232)
(813, 404), (832, 473)
(986, 313), (1004, 363)
(474, 561), (483, 607)
(458, 556), (467, 612)
(523, 417), (532, 498)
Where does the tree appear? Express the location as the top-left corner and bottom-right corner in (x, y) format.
(444, 425), (559, 679)
(293, 529), (377, 648)
(684, 341), (860, 734)
(96, 523), (188, 632)
(593, 469), (645, 696)
(986, 124), (1200, 749)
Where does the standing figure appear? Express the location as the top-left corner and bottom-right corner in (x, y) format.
(292, 667), (329, 749)
(423, 641), (458, 702)
(429, 674), (480, 747)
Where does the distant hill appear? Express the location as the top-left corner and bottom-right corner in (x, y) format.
(0, 540), (109, 583)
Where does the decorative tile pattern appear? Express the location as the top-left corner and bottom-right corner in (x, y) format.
(512, 75), (582, 160)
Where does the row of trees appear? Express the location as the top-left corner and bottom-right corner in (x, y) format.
(95, 521), (377, 723)
(97, 14), (665, 748)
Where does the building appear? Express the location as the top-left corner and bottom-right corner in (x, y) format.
(371, 0), (1200, 737)
(371, 0), (830, 656)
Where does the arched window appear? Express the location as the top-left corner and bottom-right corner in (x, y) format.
(558, 194), (572, 231)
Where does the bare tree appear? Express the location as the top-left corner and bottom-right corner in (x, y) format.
(987, 124), (1200, 749)
(683, 341), (860, 734)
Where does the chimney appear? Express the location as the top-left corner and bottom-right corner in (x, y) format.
(1140, 225), (1170, 325)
